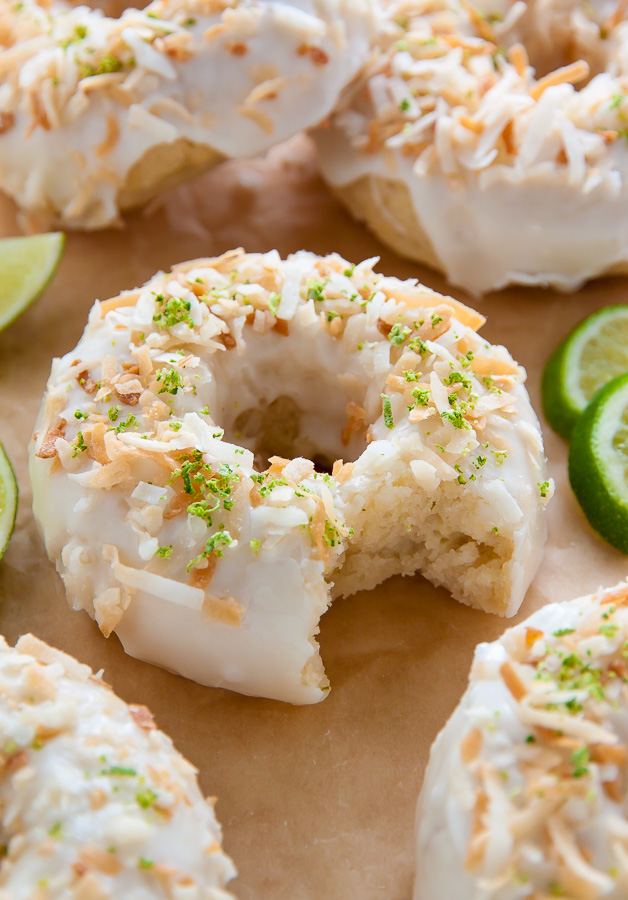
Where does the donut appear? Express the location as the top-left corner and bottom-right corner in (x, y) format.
(313, 0), (628, 294)
(0, 632), (235, 899)
(30, 249), (551, 705)
(414, 581), (628, 899)
(0, 0), (378, 229)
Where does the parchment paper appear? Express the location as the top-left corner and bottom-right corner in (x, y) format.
(0, 134), (627, 899)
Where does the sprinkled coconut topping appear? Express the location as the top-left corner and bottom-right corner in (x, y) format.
(0, 0), (244, 128)
(0, 633), (235, 899)
(0, 0), (378, 227)
(424, 583), (628, 899)
(35, 249), (542, 584)
(333, 0), (628, 186)
(31, 249), (550, 702)
(37, 247), (549, 575)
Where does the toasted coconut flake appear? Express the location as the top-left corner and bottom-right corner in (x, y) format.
(465, 790), (489, 870)
(36, 423), (65, 459)
(129, 704), (156, 730)
(333, 461), (355, 484)
(471, 356), (520, 377)
(93, 586), (128, 638)
(204, 22), (228, 40)
(591, 743), (628, 765)
(508, 42), (528, 77)
(78, 73), (125, 94)
(297, 43), (329, 66)
(604, 0), (628, 33)
(283, 457), (315, 483)
(218, 332), (236, 350)
(98, 291), (141, 317)
(89, 788), (107, 810)
(114, 380), (142, 406)
(87, 457), (132, 490)
(599, 585), (628, 606)
(72, 872), (110, 900)
(243, 77), (288, 106)
(530, 60), (590, 102)
(84, 423), (110, 465)
(273, 318), (289, 336)
(267, 456), (290, 476)
(94, 112), (120, 159)
(78, 845), (123, 876)
(459, 115), (484, 135)
(189, 555), (217, 589)
(225, 40), (247, 56)
(202, 594), (244, 626)
(77, 370), (98, 394)
(401, 291), (485, 331)
(341, 402), (367, 446)
(525, 626), (543, 647)
(500, 660), (528, 701)
(236, 104), (274, 134)
(460, 726), (483, 764)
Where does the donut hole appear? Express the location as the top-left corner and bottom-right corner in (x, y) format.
(209, 331), (371, 472)
(230, 395), (343, 474)
(490, 1), (610, 83)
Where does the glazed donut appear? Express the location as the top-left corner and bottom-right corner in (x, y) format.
(414, 581), (628, 900)
(314, 0), (628, 294)
(0, 632), (235, 899)
(30, 249), (550, 705)
(0, 0), (378, 229)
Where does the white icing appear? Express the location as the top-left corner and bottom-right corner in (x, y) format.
(415, 583), (628, 899)
(30, 250), (550, 704)
(0, 634), (235, 899)
(0, 0), (380, 227)
(314, 0), (628, 294)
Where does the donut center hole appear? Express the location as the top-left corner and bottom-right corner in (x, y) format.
(489, 1), (608, 83)
(209, 332), (372, 472)
(232, 397), (337, 473)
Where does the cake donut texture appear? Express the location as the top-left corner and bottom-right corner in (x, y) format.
(30, 250), (550, 704)
(314, 0), (628, 294)
(0, 0), (378, 228)
(0, 633), (235, 899)
(415, 582), (628, 900)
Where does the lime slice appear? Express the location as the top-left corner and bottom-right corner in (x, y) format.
(0, 442), (17, 561)
(569, 372), (628, 554)
(0, 232), (65, 333)
(542, 305), (628, 440)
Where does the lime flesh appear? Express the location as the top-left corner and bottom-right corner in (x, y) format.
(569, 372), (628, 554)
(0, 232), (65, 333)
(543, 305), (628, 440)
(0, 442), (17, 560)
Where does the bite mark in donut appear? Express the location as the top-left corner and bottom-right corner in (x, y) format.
(31, 250), (551, 705)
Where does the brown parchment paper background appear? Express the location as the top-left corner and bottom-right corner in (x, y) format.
(1, 135), (627, 899)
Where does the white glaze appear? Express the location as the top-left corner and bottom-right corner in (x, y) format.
(0, 633), (235, 899)
(314, 0), (628, 294)
(415, 582), (628, 899)
(30, 250), (550, 704)
(0, 0), (379, 227)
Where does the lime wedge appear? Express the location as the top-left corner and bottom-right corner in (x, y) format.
(0, 232), (65, 333)
(569, 372), (628, 554)
(0, 442), (17, 561)
(542, 305), (628, 440)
